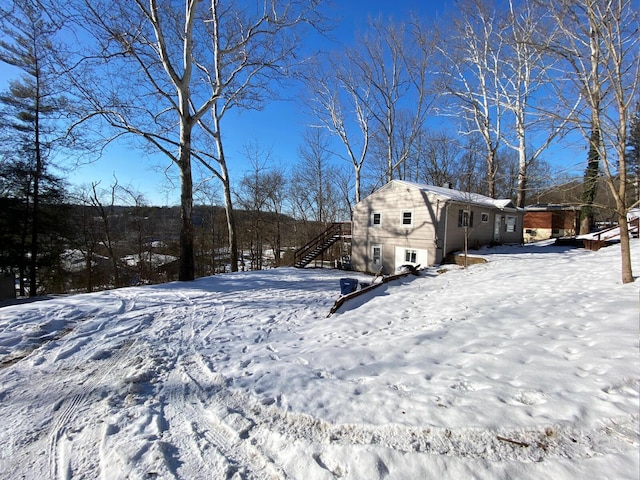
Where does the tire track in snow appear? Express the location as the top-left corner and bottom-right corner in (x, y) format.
(154, 292), (287, 479)
(47, 339), (134, 479)
(168, 279), (639, 469)
(108, 279), (638, 472)
(163, 359), (287, 479)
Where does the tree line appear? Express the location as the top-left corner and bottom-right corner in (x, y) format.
(1, 0), (638, 293)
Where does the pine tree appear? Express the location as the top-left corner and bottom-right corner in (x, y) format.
(0, 0), (67, 296)
(580, 127), (601, 234)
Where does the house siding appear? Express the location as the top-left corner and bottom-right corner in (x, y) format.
(444, 203), (494, 249)
(351, 182), (442, 274)
(351, 181), (523, 274)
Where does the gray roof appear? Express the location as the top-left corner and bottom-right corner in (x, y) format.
(390, 180), (519, 210)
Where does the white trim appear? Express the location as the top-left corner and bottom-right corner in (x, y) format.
(372, 244), (382, 267)
(401, 210), (413, 227)
(394, 246), (427, 271)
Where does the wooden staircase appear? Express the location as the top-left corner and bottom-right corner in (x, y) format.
(293, 222), (351, 268)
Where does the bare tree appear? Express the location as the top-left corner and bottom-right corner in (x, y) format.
(541, 0), (606, 234)
(544, 0), (638, 283)
(235, 142), (275, 270)
(592, 0), (638, 284)
(453, 137), (487, 195)
(64, 0), (219, 281)
(193, 182), (224, 275)
(262, 168), (288, 266)
(87, 180), (123, 287)
(436, 0), (504, 198)
(68, 195), (101, 292)
(349, 18), (435, 188)
(290, 128), (341, 224)
(414, 130), (464, 187)
(119, 186), (154, 285)
(185, 0), (324, 273)
(498, 0), (575, 208)
(303, 51), (373, 204)
(64, 0), (324, 279)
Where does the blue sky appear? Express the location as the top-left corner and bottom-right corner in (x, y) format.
(1, 0), (586, 206)
(53, 1), (455, 206)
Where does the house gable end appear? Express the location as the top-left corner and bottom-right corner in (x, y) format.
(350, 180), (524, 273)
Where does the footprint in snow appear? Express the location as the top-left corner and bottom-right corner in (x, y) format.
(513, 390), (548, 405)
(450, 380), (492, 392)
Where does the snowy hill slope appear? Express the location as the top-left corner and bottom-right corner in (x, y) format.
(0, 240), (638, 479)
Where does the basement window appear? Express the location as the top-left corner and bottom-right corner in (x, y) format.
(405, 249), (417, 263)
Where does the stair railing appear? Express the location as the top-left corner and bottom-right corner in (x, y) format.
(293, 222), (347, 268)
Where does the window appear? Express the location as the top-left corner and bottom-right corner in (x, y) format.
(372, 245), (382, 265)
(405, 249), (417, 263)
(401, 210), (413, 226)
(481, 212), (489, 223)
(505, 216), (517, 233)
(458, 209), (474, 228)
(371, 212), (381, 226)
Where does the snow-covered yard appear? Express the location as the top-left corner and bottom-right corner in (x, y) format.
(0, 240), (638, 479)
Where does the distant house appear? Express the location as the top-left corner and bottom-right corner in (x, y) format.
(523, 204), (581, 242)
(350, 180), (523, 274)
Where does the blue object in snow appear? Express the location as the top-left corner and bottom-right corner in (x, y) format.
(339, 278), (358, 295)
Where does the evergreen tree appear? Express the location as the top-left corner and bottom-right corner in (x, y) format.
(0, 0), (68, 296)
(581, 127), (601, 233)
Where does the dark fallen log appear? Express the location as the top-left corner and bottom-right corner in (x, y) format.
(328, 268), (420, 317)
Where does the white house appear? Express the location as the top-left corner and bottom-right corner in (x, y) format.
(350, 180), (524, 274)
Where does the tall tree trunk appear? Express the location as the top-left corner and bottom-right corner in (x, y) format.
(355, 165), (361, 204)
(617, 211), (633, 284)
(516, 166), (527, 208)
(29, 62), (42, 297)
(219, 154), (238, 273)
(487, 147), (497, 198)
(18, 217), (28, 297)
(274, 217), (281, 265)
(85, 254), (93, 293)
(580, 127), (600, 234)
(516, 113), (527, 208)
(29, 115), (41, 297)
(178, 126), (195, 281)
